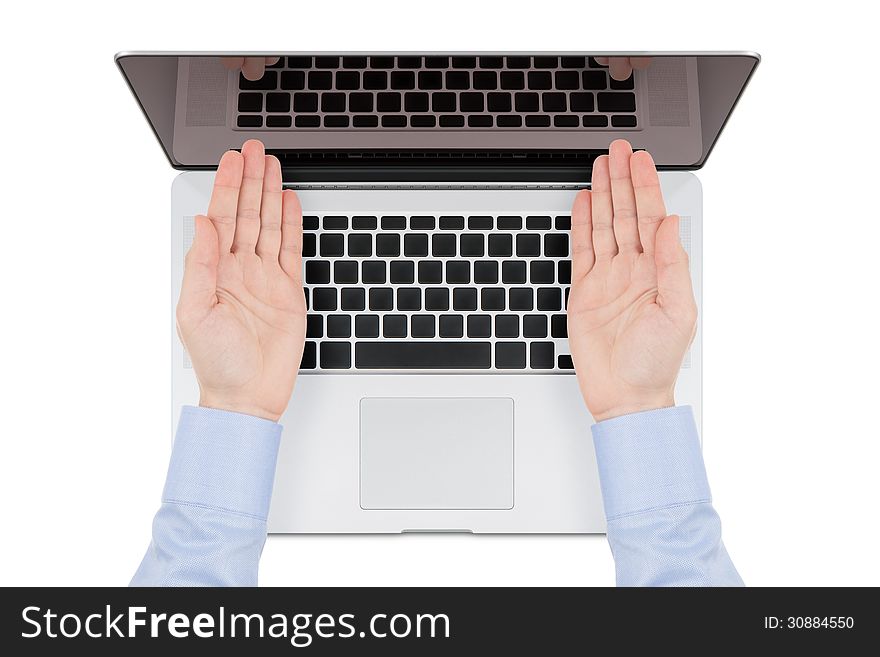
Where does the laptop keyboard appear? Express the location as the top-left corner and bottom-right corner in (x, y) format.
(300, 213), (574, 372)
(236, 56), (637, 130)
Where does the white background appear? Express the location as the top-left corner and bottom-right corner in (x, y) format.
(1, 0), (878, 587)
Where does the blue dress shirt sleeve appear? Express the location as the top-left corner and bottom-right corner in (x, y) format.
(130, 406), (281, 587)
(592, 406), (744, 587)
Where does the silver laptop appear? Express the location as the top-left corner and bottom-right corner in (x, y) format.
(117, 51), (759, 533)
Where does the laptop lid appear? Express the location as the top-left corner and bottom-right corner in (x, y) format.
(116, 51), (759, 181)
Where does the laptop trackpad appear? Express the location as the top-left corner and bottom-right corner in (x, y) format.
(360, 398), (514, 510)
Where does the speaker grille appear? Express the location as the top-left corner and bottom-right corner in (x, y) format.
(646, 57), (690, 127)
(185, 57), (228, 127)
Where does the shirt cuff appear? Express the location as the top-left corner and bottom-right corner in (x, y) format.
(162, 405), (282, 521)
(591, 406), (710, 521)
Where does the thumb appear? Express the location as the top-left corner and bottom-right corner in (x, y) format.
(177, 215), (219, 325)
(655, 215), (697, 320)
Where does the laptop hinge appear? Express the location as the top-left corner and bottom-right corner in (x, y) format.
(282, 182), (589, 191)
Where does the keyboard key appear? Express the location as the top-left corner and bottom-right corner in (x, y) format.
(239, 71), (276, 90)
(509, 287), (534, 311)
(523, 314), (548, 338)
(445, 71), (470, 90)
(305, 260), (331, 284)
(294, 93), (318, 112)
(481, 287), (505, 311)
(495, 315), (519, 338)
(376, 234), (401, 257)
(411, 315), (436, 338)
(377, 92), (402, 112)
(467, 314), (492, 338)
(383, 314), (407, 338)
(525, 115), (551, 127)
(487, 92), (512, 112)
(542, 92), (566, 112)
(558, 260), (572, 284)
(308, 71), (333, 90)
(287, 56), (311, 68)
(336, 71), (360, 89)
(397, 287), (421, 311)
(582, 71), (607, 90)
(526, 215), (552, 230)
(528, 71), (552, 90)
(468, 216), (493, 230)
(370, 56), (394, 69)
(502, 260), (527, 284)
(558, 354), (574, 369)
(551, 314), (568, 338)
(382, 115), (407, 127)
(267, 115), (293, 127)
(459, 93), (484, 112)
(611, 115), (637, 128)
(515, 92), (539, 112)
(610, 75), (635, 90)
(474, 261), (499, 284)
(497, 216), (523, 230)
(302, 233), (317, 257)
(390, 71), (415, 90)
(439, 314), (464, 338)
(411, 215), (435, 230)
(473, 71), (497, 89)
(323, 215), (348, 230)
(342, 56), (368, 69)
(341, 287), (366, 311)
(398, 56), (422, 69)
(381, 215), (407, 230)
(327, 314), (352, 338)
(534, 56), (558, 69)
(500, 71), (525, 90)
(460, 234), (485, 257)
(425, 56), (450, 68)
(544, 233), (569, 257)
(334, 260), (358, 284)
(488, 234), (513, 257)
(369, 288), (394, 311)
(418, 71), (443, 89)
(432, 234), (457, 257)
(565, 287), (570, 309)
(418, 260), (443, 284)
(353, 115), (379, 127)
(411, 115), (437, 127)
(304, 288), (310, 310)
(432, 93), (457, 113)
(553, 115), (579, 128)
(495, 342), (526, 369)
(537, 287), (562, 311)
(530, 260), (555, 284)
(479, 56), (504, 68)
(353, 215), (377, 230)
(320, 233), (344, 256)
(555, 71), (580, 90)
(321, 342), (351, 369)
(238, 93), (262, 112)
(404, 233), (429, 257)
(453, 287), (478, 311)
(468, 115), (493, 128)
(281, 71), (305, 90)
(301, 341), (316, 369)
(452, 56), (476, 68)
(597, 92), (636, 112)
(362, 261), (386, 283)
(363, 72), (387, 90)
(582, 115), (608, 127)
(516, 234), (541, 256)
(496, 115), (522, 127)
(356, 342), (491, 369)
(312, 287), (337, 311)
(561, 56), (587, 68)
(439, 215), (465, 230)
(324, 116), (350, 128)
(446, 260), (470, 283)
(306, 314), (323, 339)
(530, 342), (555, 369)
(425, 288), (450, 311)
(439, 115), (465, 127)
(237, 115), (262, 128)
(389, 260), (415, 284)
(315, 56), (339, 69)
(506, 56), (531, 69)
(555, 215), (572, 230)
(405, 92), (429, 112)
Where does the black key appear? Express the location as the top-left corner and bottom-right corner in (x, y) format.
(496, 115), (522, 127)
(432, 92), (456, 112)
(515, 92), (539, 112)
(304, 288), (310, 310)
(525, 115), (551, 127)
(530, 342), (555, 369)
(453, 287), (478, 311)
(308, 71), (333, 90)
(554, 115), (579, 128)
(582, 71), (607, 90)
(502, 260), (526, 284)
(551, 314), (568, 338)
(398, 56), (422, 69)
(500, 71), (525, 90)
(558, 260), (572, 284)
(488, 234), (513, 257)
(534, 56), (558, 69)
(362, 261), (386, 284)
(452, 56), (476, 68)
(468, 216), (493, 230)
(353, 215), (378, 230)
(390, 71), (415, 90)
(432, 234), (457, 257)
(523, 314), (548, 338)
(324, 116), (349, 128)
(497, 216), (523, 230)
(446, 260), (470, 283)
(411, 215), (435, 230)
(610, 75), (635, 90)
(530, 260), (555, 284)
(377, 92), (402, 112)
(315, 56), (339, 69)
(467, 314), (492, 338)
(383, 314), (407, 338)
(306, 314), (323, 339)
(376, 234), (401, 257)
(381, 215), (406, 230)
(305, 260), (331, 284)
(389, 260), (415, 284)
(411, 115), (437, 127)
(582, 115), (608, 127)
(459, 93), (484, 112)
(287, 56), (311, 68)
(506, 56), (531, 69)
(356, 342), (491, 369)
(302, 233), (317, 257)
(341, 287), (366, 311)
(295, 115), (320, 127)
(439, 215), (465, 230)
(294, 92), (318, 112)
(537, 287), (562, 311)
(353, 115), (379, 127)
(237, 115), (262, 128)
(320, 233), (344, 257)
(565, 287), (570, 309)
(425, 56), (449, 68)
(239, 71), (276, 90)
(597, 92), (636, 112)
(322, 92), (346, 113)
(418, 260), (443, 284)
(439, 314), (464, 338)
(474, 261), (499, 284)
(321, 342), (351, 369)
(336, 71), (360, 90)
(425, 288), (450, 311)
(527, 71), (552, 90)
(334, 260), (358, 284)
(544, 233), (569, 257)
(481, 287), (505, 311)
(266, 115), (292, 128)
(405, 92), (429, 112)
(555, 215), (572, 230)
(397, 287), (421, 311)
(542, 92), (566, 112)
(554, 72), (580, 91)
(480, 56), (504, 68)
(301, 341), (317, 369)
(516, 234), (541, 256)
(558, 354), (574, 370)
(342, 56), (368, 69)
(496, 342), (526, 369)
(495, 315), (519, 338)
(460, 234), (485, 257)
(561, 56), (587, 68)
(355, 314), (380, 338)
(509, 287), (534, 311)
(327, 314), (352, 338)
(370, 56), (394, 69)
(404, 233), (429, 257)
(411, 315), (436, 338)
(418, 71), (443, 89)
(382, 115), (407, 128)
(611, 115), (637, 128)
(363, 72), (387, 90)
(323, 215), (348, 230)
(468, 115), (493, 128)
(439, 115), (465, 127)
(570, 93), (595, 112)
(445, 71), (470, 90)
(312, 287), (337, 311)
(369, 288), (394, 311)
(238, 92), (263, 112)
(487, 92), (512, 112)
(473, 71), (497, 89)
(304, 216), (319, 230)
(281, 71), (305, 90)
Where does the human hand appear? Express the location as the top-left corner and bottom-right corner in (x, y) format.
(594, 56), (652, 81)
(221, 56), (281, 81)
(176, 140), (306, 422)
(567, 140), (697, 422)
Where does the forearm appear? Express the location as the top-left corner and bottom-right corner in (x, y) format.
(131, 406), (281, 587)
(592, 406), (743, 587)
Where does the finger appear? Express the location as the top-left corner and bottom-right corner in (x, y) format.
(590, 155), (617, 259)
(178, 215), (219, 324)
(207, 150), (244, 253)
(631, 150), (667, 255)
(279, 189), (304, 282)
(609, 57), (632, 81)
(220, 57), (244, 71)
(232, 140), (266, 253)
(608, 139), (641, 253)
(265, 56), (281, 66)
(655, 215), (696, 316)
(629, 56), (652, 70)
(570, 189), (595, 280)
(241, 57), (266, 81)
(594, 56), (609, 65)
(255, 155), (284, 259)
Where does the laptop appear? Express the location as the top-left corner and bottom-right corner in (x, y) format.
(117, 51), (759, 533)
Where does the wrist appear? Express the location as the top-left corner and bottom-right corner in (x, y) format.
(590, 395), (675, 423)
(199, 394), (282, 423)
